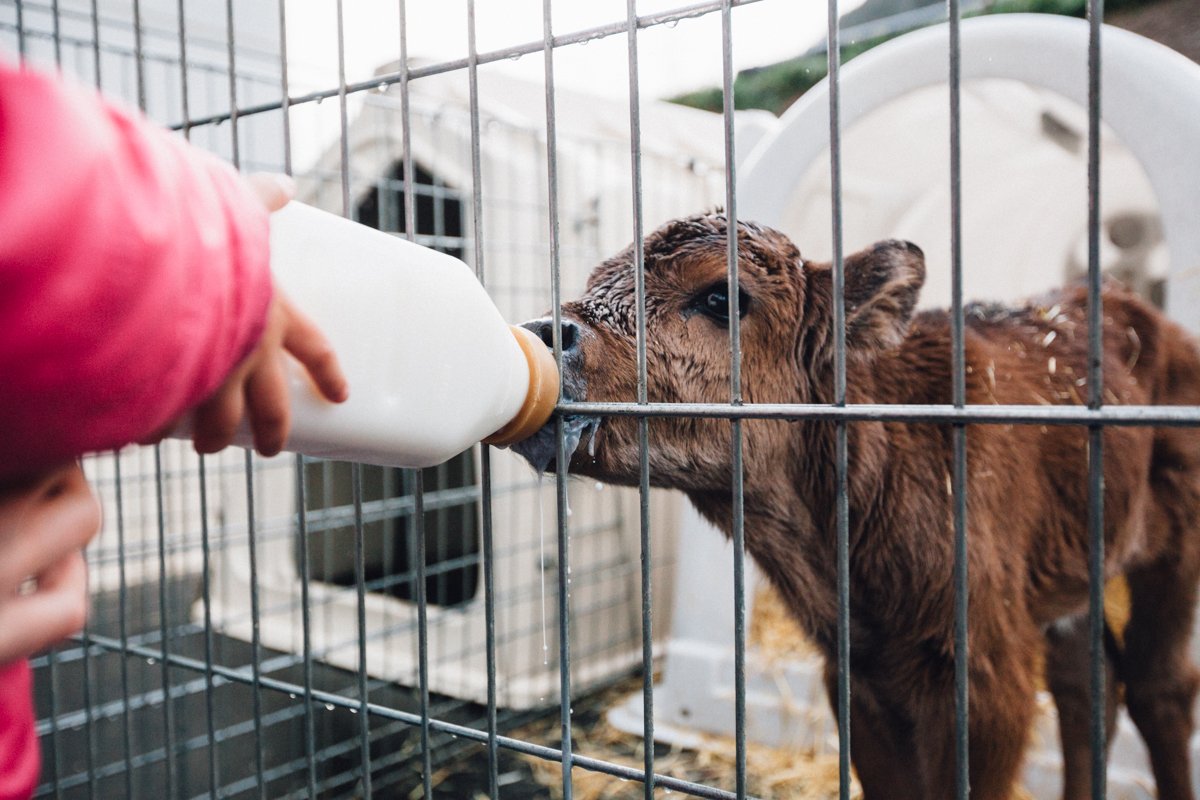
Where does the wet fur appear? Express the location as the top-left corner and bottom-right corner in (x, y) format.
(522, 213), (1200, 800)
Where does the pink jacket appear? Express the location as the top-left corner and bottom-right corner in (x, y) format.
(0, 64), (274, 799)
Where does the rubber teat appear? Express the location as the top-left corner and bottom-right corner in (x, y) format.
(483, 326), (560, 446)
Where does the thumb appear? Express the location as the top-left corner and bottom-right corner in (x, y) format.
(245, 172), (297, 213)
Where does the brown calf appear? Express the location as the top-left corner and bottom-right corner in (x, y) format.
(513, 213), (1200, 800)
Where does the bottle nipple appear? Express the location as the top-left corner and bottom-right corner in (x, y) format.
(483, 326), (560, 446)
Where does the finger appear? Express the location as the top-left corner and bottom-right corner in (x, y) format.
(0, 467), (100, 593)
(0, 551), (89, 664)
(245, 173), (296, 213)
(191, 373), (247, 455)
(281, 300), (349, 403)
(245, 354), (291, 458)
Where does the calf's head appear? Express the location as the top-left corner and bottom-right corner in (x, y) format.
(511, 212), (925, 494)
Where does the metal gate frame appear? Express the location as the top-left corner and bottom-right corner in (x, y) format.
(12, 1), (1185, 799)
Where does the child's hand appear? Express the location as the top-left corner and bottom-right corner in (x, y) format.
(192, 291), (349, 457)
(0, 464), (101, 665)
(189, 173), (350, 458)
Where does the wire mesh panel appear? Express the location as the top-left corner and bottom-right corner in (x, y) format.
(6, 0), (1197, 799)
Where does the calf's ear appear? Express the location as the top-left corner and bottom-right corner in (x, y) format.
(841, 239), (925, 353)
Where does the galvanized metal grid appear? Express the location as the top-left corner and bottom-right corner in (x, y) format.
(2, 0), (1165, 798)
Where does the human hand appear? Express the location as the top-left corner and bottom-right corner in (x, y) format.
(189, 173), (350, 458)
(0, 463), (101, 665)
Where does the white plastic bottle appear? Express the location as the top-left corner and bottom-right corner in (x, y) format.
(213, 201), (558, 468)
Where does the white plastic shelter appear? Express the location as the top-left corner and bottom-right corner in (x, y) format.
(614, 14), (1200, 799)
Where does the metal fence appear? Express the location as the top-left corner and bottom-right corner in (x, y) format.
(5, 0), (1189, 798)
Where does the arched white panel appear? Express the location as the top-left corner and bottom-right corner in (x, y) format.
(739, 13), (1200, 330)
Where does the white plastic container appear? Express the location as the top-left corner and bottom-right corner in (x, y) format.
(215, 201), (558, 468)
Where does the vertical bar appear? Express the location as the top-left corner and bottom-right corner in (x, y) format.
(45, 644), (62, 800)
(623, 2), (655, 793)
(947, 1), (970, 797)
(719, 3), (748, 799)
(398, 0), (416, 244)
(14, 0), (24, 59)
(224, 0), (265, 787)
(50, 0), (61, 66)
(244, 452), (267, 800)
(277, 0), (292, 178)
(555, 417), (574, 800)
(89, 0), (101, 88)
(274, 1), (315, 792)
(329, 2), (372, 791)
(351, 464), (374, 797)
(541, 3), (572, 797)
(463, 1), (502, 794)
(113, 454), (133, 799)
(1086, 1), (1106, 798)
(335, 0), (351, 221)
(225, 0), (240, 166)
(826, 3), (852, 799)
(154, 447), (178, 798)
(132, 0), (146, 113)
(481, 447), (500, 800)
(177, 0), (190, 139)
(81, 617), (97, 798)
(295, 457), (318, 798)
(414, 471), (432, 799)
(199, 456), (219, 798)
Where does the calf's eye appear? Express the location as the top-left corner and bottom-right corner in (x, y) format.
(696, 283), (751, 324)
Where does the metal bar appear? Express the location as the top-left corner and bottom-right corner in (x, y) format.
(15, 0), (24, 58)
(719, 2), (749, 798)
(50, 0), (61, 66)
(166, 0), (767, 131)
(414, 470), (432, 799)
(243, 450), (267, 800)
(352, 463), (374, 797)
(542, 0), (562, 382)
(557, 419), (575, 800)
(90, 630), (763, 800)
(481, 445), (501, 800)
(826, 1), (853, 797)
(295, 456), (318, 798)
(1086, 1), (1106, 798)
(627, 1), (648, 407)
(113, 454), (133, 800)
(155, 446), (178, 797)
(81, 615), (97, 797)
(132, 0), (146, 112)
(277, 0), (292, 177)
(947, 1), (970, 797)
(396, 0), (416, 257)
(225, 0), (240, 164)
(625, 0), (656, 793)
(77, 450), (97, 800)
(45, 651), (62, 800)
(274, 3), (313, 792)
(559, 400), (1200, 427)
(541, 2), (573, 796)
(89, 0), (100, 87)
(463, 0), (501, 794)
(198, 455), (219, 798)
(177, 0), (190, 139)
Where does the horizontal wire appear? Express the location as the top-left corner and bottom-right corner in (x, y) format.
(558, 401), (1200, 427)
(166, 0), (763, 131)
(80, 633), (758, 800)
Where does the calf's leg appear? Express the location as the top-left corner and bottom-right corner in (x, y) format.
(1043, 614), (1120, 800)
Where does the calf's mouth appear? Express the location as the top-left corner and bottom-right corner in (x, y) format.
(507, 317), (601, 475)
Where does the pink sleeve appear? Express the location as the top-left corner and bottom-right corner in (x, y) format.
(0, 660), (37, 800)
(0, 64), (274, 481)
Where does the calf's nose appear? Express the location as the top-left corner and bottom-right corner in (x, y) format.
(522, 317), (580, 355)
